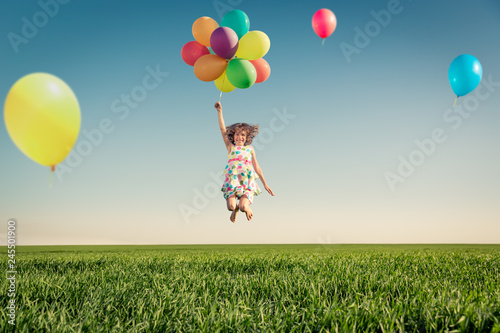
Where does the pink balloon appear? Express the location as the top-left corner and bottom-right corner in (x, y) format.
(210, 27), (239, 59)
(249, 58), (270, 83)
(181, 41), (210, 66)
(312, 8), (337, 39)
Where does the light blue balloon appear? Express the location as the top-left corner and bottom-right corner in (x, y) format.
(448, 54), (482, 97)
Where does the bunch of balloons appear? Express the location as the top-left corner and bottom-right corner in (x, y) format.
(448, 54), (482, 105)
(181, 10), (271, 93)
(4, 73), (81, 172)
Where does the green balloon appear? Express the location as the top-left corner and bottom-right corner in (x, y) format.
(226, 59), (257, 89)
(221, 10), (250, 39)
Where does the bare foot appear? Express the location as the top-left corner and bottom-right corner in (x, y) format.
(230, 206), (239, 223)
(244, 207), (253, 221)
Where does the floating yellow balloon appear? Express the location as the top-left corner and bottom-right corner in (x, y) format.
(235, 30), (270, 60)
(4, 73), (81, 170)
(214, 71), (236, 93)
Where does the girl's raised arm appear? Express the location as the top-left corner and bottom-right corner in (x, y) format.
(215, 102), (231, 153)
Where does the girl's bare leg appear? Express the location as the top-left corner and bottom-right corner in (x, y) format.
(238, 196), (253, 221)
(226, 196), (238, 223)
(230, 206), (239, 223)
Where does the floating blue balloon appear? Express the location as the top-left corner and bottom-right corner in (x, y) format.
(448, 54), (482, 97)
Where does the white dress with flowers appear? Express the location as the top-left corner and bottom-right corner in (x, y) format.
(221, 145), (261, 204)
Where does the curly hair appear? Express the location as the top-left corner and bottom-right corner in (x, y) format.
(226, 123), (259, 145)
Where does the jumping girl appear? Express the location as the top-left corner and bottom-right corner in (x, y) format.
(215, 101), (274, 222)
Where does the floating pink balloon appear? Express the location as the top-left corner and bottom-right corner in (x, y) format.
(249, 58), (270, 83)
(181, 41), (210, 66)
(312, 9), (337, 41)
(210, 26), (239, 59)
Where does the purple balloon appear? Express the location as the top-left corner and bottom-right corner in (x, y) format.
(210, 27), (239, 59)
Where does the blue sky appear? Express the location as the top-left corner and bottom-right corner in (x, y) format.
(1, 0), (499, 245)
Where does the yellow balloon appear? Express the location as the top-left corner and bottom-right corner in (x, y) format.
(4, 73), (81, 169)
(235, 31), (270, 60)
(214, 71), (236, 92)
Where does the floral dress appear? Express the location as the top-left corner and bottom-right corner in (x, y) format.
(221, 145), (261, 204)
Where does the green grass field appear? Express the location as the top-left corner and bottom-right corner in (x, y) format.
(2, 244), (499, 332)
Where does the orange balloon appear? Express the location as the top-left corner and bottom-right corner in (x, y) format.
(192, 17), (219, 47)
(193, 54), (228, 82)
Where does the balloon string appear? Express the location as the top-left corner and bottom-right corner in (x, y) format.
(322, 38), (325, 47)
(49, 166), (53, 188)
(453, 96), (458, 107)
(218, 74), (226, 102)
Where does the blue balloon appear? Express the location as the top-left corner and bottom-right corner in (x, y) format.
(448, 54), (482, 97)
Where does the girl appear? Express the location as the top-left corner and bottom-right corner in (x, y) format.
(215, 101), (274, 222)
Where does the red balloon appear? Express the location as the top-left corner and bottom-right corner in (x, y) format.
(312, 8), (337, 39)
(249, 58), (270, 83)
(181, 41), (210, 66)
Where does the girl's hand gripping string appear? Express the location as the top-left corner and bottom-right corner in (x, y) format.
(214, 102), (222, 112)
